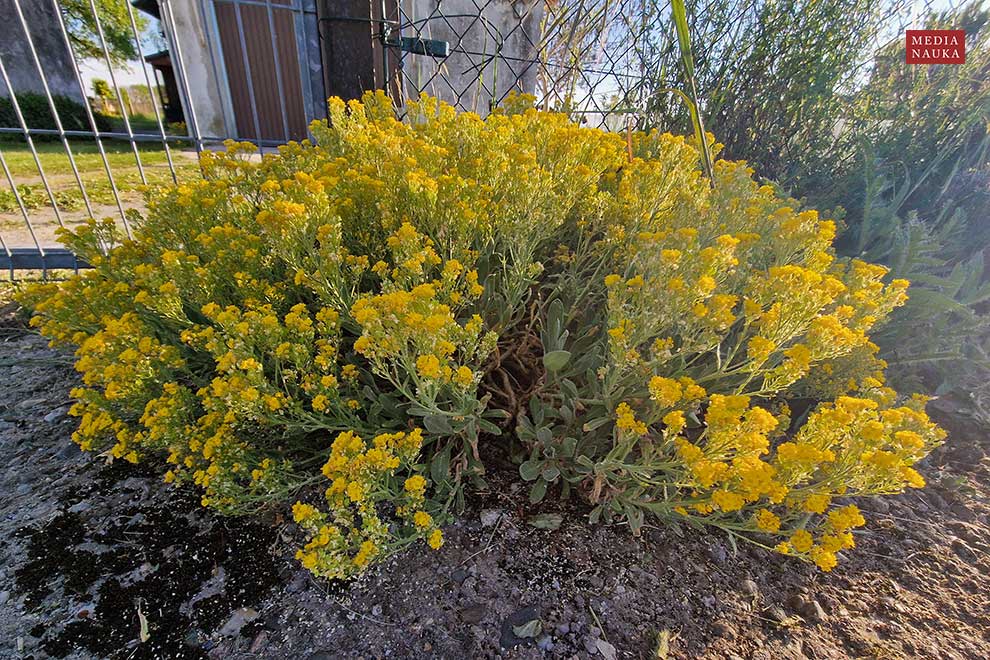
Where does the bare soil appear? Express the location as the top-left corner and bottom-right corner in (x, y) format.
(1, 304), (988, 660)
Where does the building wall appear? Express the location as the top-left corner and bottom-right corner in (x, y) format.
(163, 0), (325, 142)
(159, 0), (235, 139)
(400, 0), (544, 116)
(0, 0), (84, 102)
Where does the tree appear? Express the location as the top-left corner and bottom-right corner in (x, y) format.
(91, 78), (113, 113)
(60, 0), (148, 65)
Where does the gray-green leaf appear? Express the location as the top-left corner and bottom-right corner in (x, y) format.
(543, 350), (572, 372)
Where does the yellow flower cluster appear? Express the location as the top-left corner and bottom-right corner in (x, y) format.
(20, 91), (944, 577)
(292, 427), (442, 579)
(609, 388), (942, 570)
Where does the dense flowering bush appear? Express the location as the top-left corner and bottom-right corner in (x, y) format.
(21, 92), (944, 578)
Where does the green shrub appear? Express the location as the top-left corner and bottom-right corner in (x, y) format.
(0, 93), (112, 135)
(20, 93), (944, 579)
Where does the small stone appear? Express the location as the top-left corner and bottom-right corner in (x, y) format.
(459, 603), (486, 624)
(786, 594), (807, 612)
(218, 607), (260, 636)
(711, 621), (734, 638)
(286, 572), (308, 594)
(370, 604), (383, 617)
(43, 408), (67, 424)
(499, 605), (540, 649)
(249, 631), (268, 653)
(582, 636), (599, 654)
(870, 497), (891, 514)
(15, 484), (30, 497)
(536, 635), (554, 651)
(451, 568), (468, 584)
(68, 501), (91, 514)
(555, 622), (570, 635)
(460, 576), (478, 595)
(184, 629), (203, 647)
(807, 599), (828, 621)
(0, 591), (10, 606)
(480, 509), (503, 528)
(595, 639), (618, 659)
(740, 579), (759, 597)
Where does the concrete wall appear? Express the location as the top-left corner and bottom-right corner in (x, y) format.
(159, 0), (234, 139)
(400, 0), (543, 116)
(0, 0), (85, 102)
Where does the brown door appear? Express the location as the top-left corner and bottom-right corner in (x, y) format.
(213, 0), (308, 142)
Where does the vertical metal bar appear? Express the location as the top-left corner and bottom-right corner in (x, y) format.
(160, 0), (206, 156)
(0, 56), (66, 230)
(50, 0), (130, 234)
(87, 0), (147, 184)
(0, 147), (46, 278)
(233, 0), (266, 143)
(266, 0), (291, 142)
(11, 0), (95, 221)
(124, 0), (177, 182)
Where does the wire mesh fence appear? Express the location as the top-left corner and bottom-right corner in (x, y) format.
(0, 0), (962, 276)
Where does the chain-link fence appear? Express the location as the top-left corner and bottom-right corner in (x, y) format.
(0, 0), (961, 275)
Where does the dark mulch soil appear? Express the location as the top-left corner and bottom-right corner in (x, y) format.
(1, 307), (988, 659)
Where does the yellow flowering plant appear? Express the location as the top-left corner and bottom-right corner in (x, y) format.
(20, 91), (944, 577)
(516, 129), (943, 571)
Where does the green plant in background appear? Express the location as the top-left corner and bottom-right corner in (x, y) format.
(833, 2), (990, 424)
(0, 93), (112, 134)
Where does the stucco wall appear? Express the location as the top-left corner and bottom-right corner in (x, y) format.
(400, 0), (543, 116)
(0, 0), (84, 102)
(159, 0), (233, 139)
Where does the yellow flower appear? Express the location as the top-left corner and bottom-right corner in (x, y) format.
(413, 510), (433, 529)
(404, 475), (427, 496)
(346, 481), (364, 502)
(416, 354), (442, 379)
(428, 529), (444, 549)
(662, 410), (686, 433)
(810, 546), (838, 571)
(711, 489), (744, 512)
(754, 509), (781, 532)
(789, 529), (814, 553)
(453, 366), (474, 386)
(648, 376), (682, 408)
(292, 502), (319, 523)
(615, 402), (647, 436)
(803, 493), (831, 514)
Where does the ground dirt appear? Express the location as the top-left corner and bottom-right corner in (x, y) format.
(1, 303), (988, 660)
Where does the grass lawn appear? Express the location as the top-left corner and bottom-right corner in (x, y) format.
(0, 139), (200, 214)
(1, 139), (201, 248)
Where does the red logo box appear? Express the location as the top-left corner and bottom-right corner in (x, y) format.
(906, 30), (966, 64)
